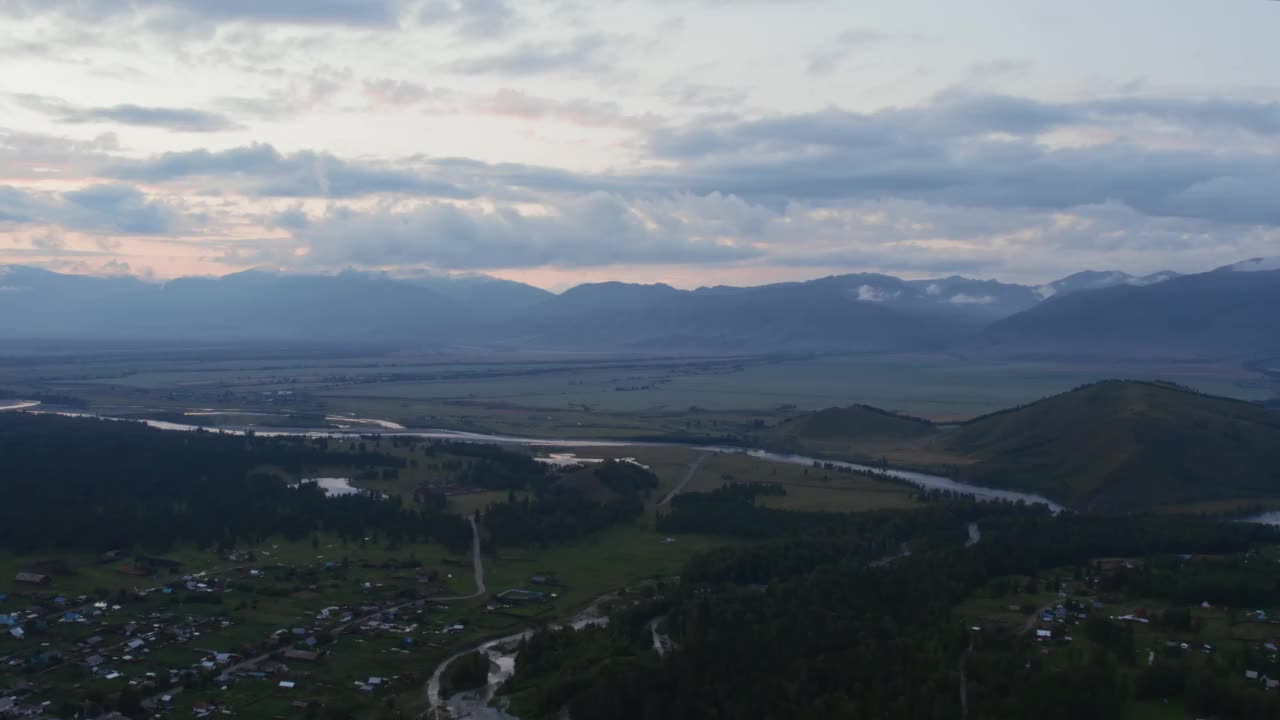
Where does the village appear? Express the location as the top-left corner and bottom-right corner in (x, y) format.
(0, 540), (563, 718)
(961, 551), (1280, 706)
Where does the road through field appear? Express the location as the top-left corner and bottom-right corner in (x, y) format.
(439, 514), (486, 600)
(659, 452), (709, 506)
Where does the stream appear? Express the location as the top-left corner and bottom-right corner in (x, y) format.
(426, 591), (620, 719)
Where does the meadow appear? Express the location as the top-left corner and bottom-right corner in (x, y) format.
(3, 347), (1274, 440)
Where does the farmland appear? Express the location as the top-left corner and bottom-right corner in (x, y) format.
(2, 344), (1274, 441)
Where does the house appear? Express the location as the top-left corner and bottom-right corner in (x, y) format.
(283, 649), (320, 662)
(0, 614), (16, 626)
(279, 680), (296, 689)
(1036, 629), (1052, 639)
(13, 572), (50, 586)
(10, 627), (24, 639)
(1246, 670), (1259, 680)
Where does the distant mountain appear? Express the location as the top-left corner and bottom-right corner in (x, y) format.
(1034, 270), (1180, 299)
(501, 275), (988, 352)
(398, 272), (554, 313)
(2, 262), (1267, 357)
(969, 269), (1280, 360)
(1215, 257), (1280, 273)
(935, 381), (1280, 512)
(0, 267), (464, 345)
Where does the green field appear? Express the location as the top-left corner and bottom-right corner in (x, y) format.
(3, 350), (1273, 440)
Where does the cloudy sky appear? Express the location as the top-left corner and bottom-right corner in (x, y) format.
(1, 0), (1278, 289)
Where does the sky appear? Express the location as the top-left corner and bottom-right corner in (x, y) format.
(1, 0), (1278, 290)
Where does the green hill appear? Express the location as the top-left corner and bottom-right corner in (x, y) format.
(762, 404), (939, 458)
(936, 380), (1280, 512)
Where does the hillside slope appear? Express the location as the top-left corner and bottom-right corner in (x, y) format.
(757, 404), (946, 467)
(936, 381), (1280, 511)
(969, 270), (1280, 360)
(766, 405), (937, 445)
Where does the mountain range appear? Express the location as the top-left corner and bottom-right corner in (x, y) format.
(1, 260), (1276, 359)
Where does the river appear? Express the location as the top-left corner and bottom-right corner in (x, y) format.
(426, 591), (620, 719)
(1245, 511), (1280, 527)
(14, 405), (1066, 510)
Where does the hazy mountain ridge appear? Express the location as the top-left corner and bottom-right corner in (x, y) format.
(970, 268), (1280, 360)
(1, 262), (1273, 357)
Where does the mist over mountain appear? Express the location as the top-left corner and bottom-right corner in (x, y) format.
(1034, 270), (1182, 299)
(1, 261), (1273, 359)
(970, 266), (1280, 360)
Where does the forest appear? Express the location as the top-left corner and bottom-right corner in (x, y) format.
(478, 460), (659, 547)
(503, 489), (1280, 720)
(0, 414), (472, 553)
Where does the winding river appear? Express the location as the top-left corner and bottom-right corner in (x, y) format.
(11, 403), (1065, 510)
(14, 401), (1280, 716)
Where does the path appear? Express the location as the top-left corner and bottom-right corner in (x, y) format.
(958, 635), (974, 718)
(659, 452), (710, 506)
(1021, 602), (1055, 634)
(438, 514), (486, 601)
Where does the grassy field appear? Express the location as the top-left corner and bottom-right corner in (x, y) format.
(4, 351), (1274, 439)
(682, 451), (921, 512)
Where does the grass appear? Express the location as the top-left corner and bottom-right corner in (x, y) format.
(937, 380), (1280, 512)
(11, 351), (1274, 437)
(481, 523), (743, 617)
(1128, 700), (1189, 720)
(686, 451), (920, 512)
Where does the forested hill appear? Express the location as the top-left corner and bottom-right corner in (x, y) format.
(760, 403), (939, 457)
(936, 380), (1280, 512)
(0, 414), (472, 553)
(504, 495), (1280, 720)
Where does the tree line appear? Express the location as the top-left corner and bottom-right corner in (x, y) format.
(0, 414), (471, 554)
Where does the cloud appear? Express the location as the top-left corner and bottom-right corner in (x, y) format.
(13, 94), (238, 132)
(448, 33), (621, 77)
(419, 0), (517, 38)
(659, 80), (750, 109)
(0, 184), (183, 234)
(807, 29), (884, 76)
(256, 193), (760, 271)
(362, 78), (449, 109)
(481, 89), (657, 129)
(855, 284), (897, 302)
(948, 293), (995, 305)
(273, 208), (311, 230)
(105, 144), (472, 199)
(0, 0), (410, 26)
(638, 92), (1280, 227)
